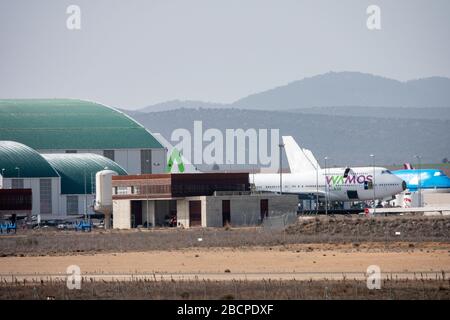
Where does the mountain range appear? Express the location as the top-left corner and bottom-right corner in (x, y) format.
(124, 107), (450, 167)
(122, 71), (450, 166)
(136, 72), (450, 112)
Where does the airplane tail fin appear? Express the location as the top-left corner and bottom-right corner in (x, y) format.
(403, 163), (414, 170)
(154, 133), (199, 173)
(282, 136), (320, 173)
(302, 148), (322, 171)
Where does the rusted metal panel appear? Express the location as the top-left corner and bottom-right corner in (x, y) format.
(112, 194), (173, 200)
(171, 172), (248, 183)
(111, 172), (249, 198)
(112, 174), (171, 181)
(112, 177), (170, 187)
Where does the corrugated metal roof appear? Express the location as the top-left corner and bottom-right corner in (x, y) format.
(42, 153), (128, 195)
(0, 141), (59, 178)
(0, 99), (163, 149)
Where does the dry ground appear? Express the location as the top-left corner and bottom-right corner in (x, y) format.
(1, 243), (449, 281)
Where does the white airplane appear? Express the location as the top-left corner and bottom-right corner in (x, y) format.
(253, 136), (406, 201)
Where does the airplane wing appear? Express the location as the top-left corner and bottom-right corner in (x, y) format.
(282, 136), (320, 173)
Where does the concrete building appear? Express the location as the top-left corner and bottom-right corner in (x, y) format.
(111, 173), (298, 229)
(0, 141), (127, 218)
(0, 99), (167, 174)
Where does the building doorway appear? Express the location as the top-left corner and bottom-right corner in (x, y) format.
(189, 200), (202, 227)
(222, 200), (231, 226)
(260, 199), (268, 222)
(131, 201), (142, 227)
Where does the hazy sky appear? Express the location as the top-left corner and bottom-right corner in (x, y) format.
(1, 0), (449, 109)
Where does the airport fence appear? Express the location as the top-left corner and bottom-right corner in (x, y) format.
(262, 211), (298, 230)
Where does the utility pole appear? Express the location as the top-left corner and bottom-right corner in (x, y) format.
(279, 143), (284, 195)
(84, 170), (87, 221)
(324, 156), (328, 215)
(1, 169), (5, 190)
(146, 159), (150, 229)
(316, 164), (319, 215)
(90, 172), (93, 224)
(370, 154), (376, 215)
(90, 172), (94, 195)
(252, 165), (256, 186)
(414, 155), (422, 207)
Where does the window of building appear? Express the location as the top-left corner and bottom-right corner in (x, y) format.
(40, 179), (52, 214)
(116, 186), (129, 195)
(11, 179), (24, 189)
(66, 196), (79, 215)
(103, 150), (115, 161)
(65, 150), (77, 153)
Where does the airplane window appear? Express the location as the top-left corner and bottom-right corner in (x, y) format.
(381, 170), (392, 174)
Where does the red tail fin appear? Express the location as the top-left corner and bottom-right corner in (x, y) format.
(403, 163), (414, 170)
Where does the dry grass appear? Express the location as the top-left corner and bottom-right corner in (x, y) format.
(286, 215), (450, 239)
(0, 278), (448, 300)
(0, 215), (448, 257)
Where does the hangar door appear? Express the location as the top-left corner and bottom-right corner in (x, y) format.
(189, 200), (202, 227)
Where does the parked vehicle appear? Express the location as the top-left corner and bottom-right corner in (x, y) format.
(0, 222), (16, 234)
(75, 220), (92, 232)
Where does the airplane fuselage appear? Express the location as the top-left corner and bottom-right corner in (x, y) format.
(253, 167), (406, 201)
(393, 169), (450, 192)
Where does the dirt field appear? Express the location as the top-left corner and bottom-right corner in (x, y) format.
(1, 216), (449, 299)
(1, 243), (449, 280)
